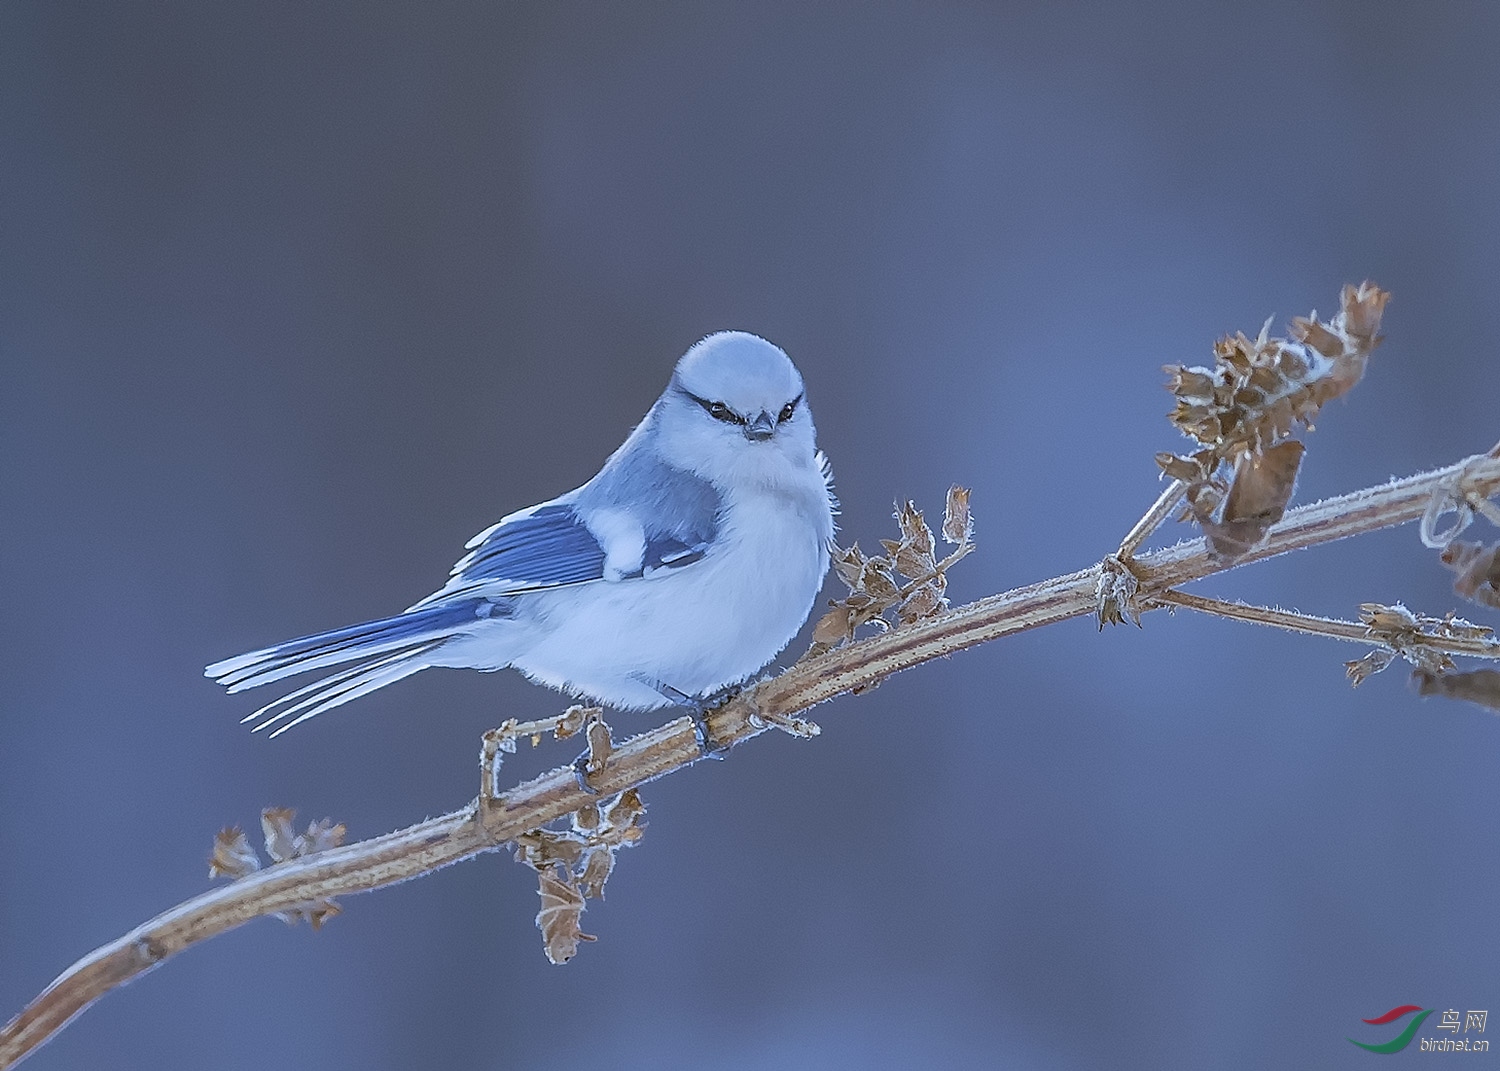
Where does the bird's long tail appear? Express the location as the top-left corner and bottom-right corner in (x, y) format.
(204, 600), (483, 737)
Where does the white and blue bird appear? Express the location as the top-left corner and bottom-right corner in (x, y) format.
(205, 332), (836, 738)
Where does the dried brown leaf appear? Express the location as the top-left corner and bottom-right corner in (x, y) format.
(1359, 602), (1419, 633)
(859, 558), (901, 601)
(812, 605), (854, 646)
(1412, 667), (1500, 713)
(209, 827), (260, 881)
(603, 788), (647, 834)
(1337, 280), (1390, 350)
(297, 818), (346, 857)
(1155, 453), (1206, 483)
(891, 501), (937, 580)
(302, 900), (343, 931)
(1202, 440), (1304, 560)
(261, 808), (299, 865)
(1183, 479), (1226, 525)
(897, 579), (945, 625)
(583, 713), (613, 779)
(818, 490), (975, 643)
(571, 802), (601, 833)
(556, 705), (593, 740)
(578, 847), (614, 900)
(536, 872), (594, 965)
(1440, 540), (1500, 609)
(942, 486), (973, 545)
(1344, 648), (1395, 687)
(830, 543), (866, 590)
(1290, 317), (1341, 358)
(515, 828), (586, 871)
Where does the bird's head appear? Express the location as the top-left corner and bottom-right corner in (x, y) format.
(658, 331), (817, 486)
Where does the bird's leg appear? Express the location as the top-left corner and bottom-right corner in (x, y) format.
(572, 750), (601, 795)
(689, 684), (745, 756)
(633, 675), (738, 757)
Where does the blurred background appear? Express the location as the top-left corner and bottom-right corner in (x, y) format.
(3, 3), (1499, 1068)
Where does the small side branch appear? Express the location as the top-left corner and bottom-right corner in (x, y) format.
(1117, 479), (1187, 559)
(1153, 589), (1500, 660)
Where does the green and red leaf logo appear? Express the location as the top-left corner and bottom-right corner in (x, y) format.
(1348, 1005), (1433, 1053)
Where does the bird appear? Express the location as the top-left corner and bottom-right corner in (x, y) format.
(205, 331), (836, 740)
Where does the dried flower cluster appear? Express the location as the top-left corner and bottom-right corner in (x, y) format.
(811, 486), (973, 650)
(1156, 282), (1390, 560)
(513, 789), (647, 963)
(1164, 281), (1387, 459)
(481, 706), (649, 963)
(209, 809), (347, 929)
(1343, 603), (1494, 686)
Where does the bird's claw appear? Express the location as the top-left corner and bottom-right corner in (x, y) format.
(572, 749), (601, 794)
(690, 686), (741, 757)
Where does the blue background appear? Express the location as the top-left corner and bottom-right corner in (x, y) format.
(3, 3), (1498, 1068)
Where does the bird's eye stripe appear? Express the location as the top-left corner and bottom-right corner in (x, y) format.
(681, 388), (748, 424)
(778, 395), (803, 423)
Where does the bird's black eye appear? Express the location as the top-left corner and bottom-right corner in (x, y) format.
(706, 401), (743, 425)
(778, 395), (802, 423)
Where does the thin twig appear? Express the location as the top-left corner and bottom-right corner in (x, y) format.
(4, 447), (1500, 1070)
(1116, 478), (1187, 559)
(1154, 589), (1370, 642)
(1153, 589), (1500, 659)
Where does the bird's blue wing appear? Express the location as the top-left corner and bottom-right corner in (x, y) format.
(415, 449), (725, 608)
(441, 503), (607, 596)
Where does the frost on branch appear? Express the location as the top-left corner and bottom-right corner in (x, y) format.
(1156, 282), (1389, 561)
(811, 486), (975, 651)
(513, 789), (647, 964)
(208, 808), (347, 929)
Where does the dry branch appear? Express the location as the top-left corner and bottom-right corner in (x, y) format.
(5, 445), (1500, 1068)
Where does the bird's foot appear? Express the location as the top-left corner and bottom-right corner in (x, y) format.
(572, 749), (601, 794)
(631, 675), (738, 757)
(687, 686), (742, 757)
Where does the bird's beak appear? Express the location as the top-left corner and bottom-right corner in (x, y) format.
(743, 412), (775, 441)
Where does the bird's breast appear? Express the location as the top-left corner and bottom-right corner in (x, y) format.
(502, 473), (832, 709)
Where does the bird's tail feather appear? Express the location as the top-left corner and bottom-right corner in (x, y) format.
(241, 641), (443, 737)
(205, 600), (484, 735)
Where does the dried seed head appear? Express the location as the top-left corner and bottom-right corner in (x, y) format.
(209, 828), (260, 881)
(1165, 282), (1388, 464)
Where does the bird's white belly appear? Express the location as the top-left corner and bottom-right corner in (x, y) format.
(501, 489), (828, 710)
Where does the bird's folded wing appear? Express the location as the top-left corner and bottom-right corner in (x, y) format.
(412, 498), (712, 607)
